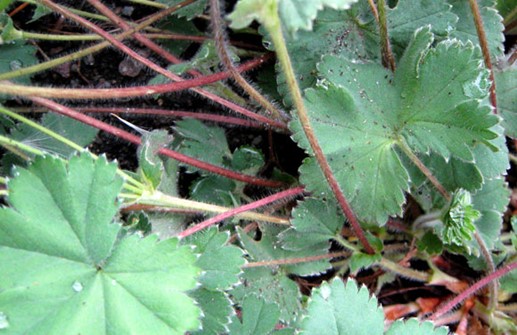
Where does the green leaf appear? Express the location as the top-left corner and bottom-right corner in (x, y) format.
(299, 278), (383, 335)
(155, 0), (207, 19)
(470, 178), (510, 251)
(0, 41), (37, 85)
(0, 0), (14, 12)
(227, 295), (280, 335)
(239, 225), (331, 277)
(137, 129), (173, 190)
(8, 113), (98, 157)
(280, 198), (344, 251)
(440, 189), (480, 249)
(183, 227), (244, 290)
(0, 154), (201, 334)
(448, 0), (504, 58)
(349, 252), (382, 273)
(190, 175), (238, 206)
(175, 119), (231, 173)
(385, 318), (448, 335)
(291, 28), (498, 224)
(495, 67), (517, 138)
(231, 266), (301, 324)
(190, 289), (233, 335)
(228, 0), (357, 33)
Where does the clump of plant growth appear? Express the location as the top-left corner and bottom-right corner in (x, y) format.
(0, 0), (516, 334)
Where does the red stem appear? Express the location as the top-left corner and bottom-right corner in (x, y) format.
(30, 96), (284, 188)
(75, 107), (267, 129)
(39, 0), (287, 130)
(428, 261), (517, 321)
(468, 0), (497, 113)
(87, 0), (203, 78)
(178, 186), (304, 238)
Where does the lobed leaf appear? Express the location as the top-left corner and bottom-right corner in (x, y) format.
(299, 278), (383, 335)
(190, 289), (233, 335)
(385, 318), (448, 335)
(495, 67), (517, 138)
(291, 28), (499, 225)
(227, 295), (280, 335)
(0, 154), (201, 334)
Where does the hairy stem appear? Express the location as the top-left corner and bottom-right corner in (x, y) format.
(177, 186), (304, 238)
(0, 6), (177, 80)
(209, 0), (289, 123)
(468, 0), (497, 112)
(137, 190), (291, 227)
(367, 0), (379, 22)
(377, 0), (396, 71)
(379, 258), (430, 282)
(428, 261), (517, 321)
(243, 251), (348, 268)
(40, 0), (285, 130)
(398, 140), (450, 201)
(264, 3), (375, 254)
(473, 231), (498, 311)
(29, 97), (285, 188)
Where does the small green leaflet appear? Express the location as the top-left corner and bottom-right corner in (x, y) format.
(228, 0), (357, 33)
(183, 227), (244, 290)
(291, 27), (499, 225)
(155, 0), (207, 19)
(190, 289), (233, 335)
(227, 295), (280, 335)
(137, 129), (172, 190)
(0, 154), (201, 334)
(300, 279), (384, 335)
(440, 189), (479, 249)
(280, 197), (344, 251)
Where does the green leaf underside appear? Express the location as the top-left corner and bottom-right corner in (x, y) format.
(291, 28), (498, 225)
(300, 279), (383, 335)
(0, 154), (201, 334)
(227, 295), (280, 335)
(228, 0), (357, 33)
(495, 67), (517, 138)
(138, 130), (172, 189)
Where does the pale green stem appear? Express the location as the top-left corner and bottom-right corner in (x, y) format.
(0, 108), (144, 193)
(263, 2), (374, 254)
(0, 6), (176, 80)
(0, 176), (7, 184)
(21, 0), (109, 21)
(136, 191), (290, 225)
(509, 153), (517, 164)
(333, 234), (360, 253)
(0, 190), (7, 196)
(379, 258), (430, 282)
(0, 135), (46, 157)
(128, 0), (167, 8)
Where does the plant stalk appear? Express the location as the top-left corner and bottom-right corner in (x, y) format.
(468, 0), (497, 112)
(377, 0), (396, 71)
(29, 96), (284, 188)
(243, 251), (348, 268)
(263, 3), (375, 254)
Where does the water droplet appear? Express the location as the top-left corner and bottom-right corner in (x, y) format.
(9, 60), (22, 71)
(320, 285), (331, 300)
(72, 281), (83, 292)
(0, 312), (9, 329)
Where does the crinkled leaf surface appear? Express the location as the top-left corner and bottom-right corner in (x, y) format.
(448, 0), (504, 58)
(138, 129), (172, 189)
(183, 227), (244, 290)
(495, 67), (517, 138)
(0, 154), (201, 334)
(228, 0), (357, 33)
(385, 318), (448, 335)
(291, 28), (498, 224)
(299, 278), (383, 335)
(227, 295), (280, 335)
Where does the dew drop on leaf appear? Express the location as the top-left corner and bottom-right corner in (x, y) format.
(72, 281), (83, 292)
(9, 60), (22, 71)
(320, 284), (331, 300)
(0, 312), (9, 329)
